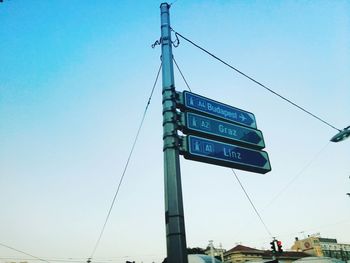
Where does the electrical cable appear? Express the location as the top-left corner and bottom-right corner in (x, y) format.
(172, 55), (273, 239)
(274, 218), (350, 241)
(173, 57), (192, 92)
(0, 258), (85, 263)
(168, 28), (347, 247)
(169, 0), (179, 6)
(0, 258), (122, 263)
(171, 29), (341, 132)
(228, 141), (328, 243)
(231, 169), (273, 239)
(0, 242), (51, 263)
(229, 217), (350, 246)
(263, 141), (330, 210)
(88, 63), (162, 260)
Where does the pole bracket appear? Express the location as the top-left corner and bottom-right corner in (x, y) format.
(178, 136), (187, 154)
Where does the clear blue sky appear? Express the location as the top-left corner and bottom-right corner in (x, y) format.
(1, 1), (349, 263)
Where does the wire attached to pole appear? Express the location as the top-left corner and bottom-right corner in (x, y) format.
(263, 141), (330, 210)
(231, 169), (273, 239)
(173, 57), (192, 92)
(88, 63), (162, 261)
(0, 242), (51, 263)
(171, 29), (341, 132)
(173, 56), (270, 239)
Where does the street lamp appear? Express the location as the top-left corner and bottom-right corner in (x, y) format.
(330, 126), (350, 143)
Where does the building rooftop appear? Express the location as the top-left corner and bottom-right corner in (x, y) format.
(226, 245), (263, 254)
(225, 244), (310, 260)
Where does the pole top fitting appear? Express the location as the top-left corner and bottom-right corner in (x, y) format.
(160, 2), (170, 8)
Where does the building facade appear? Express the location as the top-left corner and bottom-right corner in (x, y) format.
(204, 244), (226, 262)
(291, 235), (350, 262)
(223, 245), (309, 263)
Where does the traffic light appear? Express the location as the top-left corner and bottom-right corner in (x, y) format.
(277, 240), (283, 253)
(270, 240), (276, 252)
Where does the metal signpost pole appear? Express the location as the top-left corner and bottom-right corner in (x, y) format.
(160, 3), (188, 263)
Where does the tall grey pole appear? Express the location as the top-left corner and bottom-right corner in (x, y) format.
(160, 3), (188, 263)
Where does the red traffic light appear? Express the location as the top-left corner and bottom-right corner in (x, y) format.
(277, 240), (283, 252)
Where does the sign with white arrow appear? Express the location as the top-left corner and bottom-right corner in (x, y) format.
(180, 91), (257, 129)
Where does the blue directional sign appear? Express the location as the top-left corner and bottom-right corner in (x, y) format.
(183, 135), (271, 174)
(183, 112), (265, 149)
(181, 91), (257, 129)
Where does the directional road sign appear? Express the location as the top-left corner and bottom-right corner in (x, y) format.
(182, 135), (271, 174)
(182, 112), (265, 149)
(180, 91), (257, 129)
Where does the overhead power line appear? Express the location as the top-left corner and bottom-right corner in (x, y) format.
(231, 169), (273, 239)
(171, 29), (341, 132)
(173, 57), (192, 92)
(0, 258), (84, 263)
(169, 0), (179, 6)
(88, 63), (162, 260)
(174, 60), (273, 239)
(0, 242), (51, 263)
(263, 141), (330, 210)
(0, 258), (131, 263)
